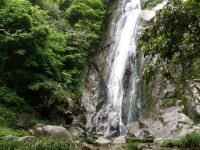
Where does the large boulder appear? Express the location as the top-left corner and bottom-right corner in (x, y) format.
(31, 125), (71, 138)
(17, 136), (34, 142)
(112, 136), (126, 144)
(68, 126), (85, 138)
(127, 107), (196, 139)
(127, 120), (155, 142)
(127, 121), (144, 139)
(94, 137), (111, 145)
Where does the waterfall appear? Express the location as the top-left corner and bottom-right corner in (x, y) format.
(92, 0), (142, 137)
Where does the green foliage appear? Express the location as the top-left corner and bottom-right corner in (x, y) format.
(142, 62), (157, 84)
(142, 0), (163, 9)
(0, 0), (108, 124)
(0, 86), (26, 112)
(162, 132), (200, 148)
(161, 92), (176, 108)
(0, 107), (19, 128)
(139, 0), (200, 109)
(191, 58), (200, 79)
(139, 0), (200, 61)
(0, 85), (29, 128)
(161, 139), (181, 147)
(66, 0), (106, 55)
(180, 132), (200, 148)
(80, 136), (98, 144)
(0, 137), (77, 150)
(0, 126), (27, 137)
(126, 138), (139, 150)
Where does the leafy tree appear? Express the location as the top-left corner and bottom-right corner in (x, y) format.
(139, 0), (200, 115)
(0, 0), (108, 125)
(140, 0), (200, 81)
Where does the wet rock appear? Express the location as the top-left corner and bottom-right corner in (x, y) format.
(94, 137), (111, 145)
(81, 66), (107, 130)
(112, 136), (126, 144)
(110, 116), (120, 130)
(17, 136), (34, 142)
(31, 125), (71, 138)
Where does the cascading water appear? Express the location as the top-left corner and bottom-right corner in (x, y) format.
(92, 0), (142, 136)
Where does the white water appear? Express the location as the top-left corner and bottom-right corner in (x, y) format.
(93, 0), (141, 136)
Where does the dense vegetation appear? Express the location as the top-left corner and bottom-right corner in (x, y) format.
(161, 132), (200, 148)
(139, 0), (200, 117)
(0, 0), (108, 130)
(142, 0), (163, 9)
(0, 137), (77, 150)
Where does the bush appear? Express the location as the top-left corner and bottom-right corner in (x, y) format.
(161, 92), (176, 108)
(180, 132), (200, 148)
(161, 132), (200, 148)
(0, 86), (29, 128)
(80, 136), (98, 144)
(126, 139), (139, 150)
(161, 139), (181, 147)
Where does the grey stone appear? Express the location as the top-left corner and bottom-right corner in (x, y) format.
(140, 10), (156, 21)
(94, 137), (111, 145)
(81, 142), (97, 150)
(195, 105), (200, 116)
(68, 126), (85, 138)
(32, 125), (71, 138)
(80, 66), (107, 130)
(153, 138), (164, 144)
(112, 136), (126, 144)
(127, 107), (197, 139)
(127, 122), (144, 139)
(17, 136), (34, 142)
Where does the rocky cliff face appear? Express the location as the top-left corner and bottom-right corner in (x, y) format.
(80, 0), (122, 133)
(128, 0), (200, 140)
(80, 0), (200, 139)
(80, 65), (107, 130)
